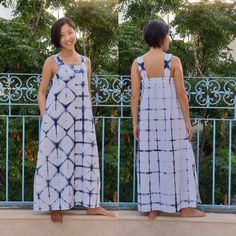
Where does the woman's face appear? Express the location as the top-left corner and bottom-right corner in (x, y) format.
(162, 35), (171, 51)
(59, 23), (77, 50)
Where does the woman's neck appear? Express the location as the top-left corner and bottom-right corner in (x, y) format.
(60, 48), (77, 58)
(149, 47), (164, 53)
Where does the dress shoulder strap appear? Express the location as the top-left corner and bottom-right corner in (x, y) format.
(164, 53), (172, 77)
(137, 56), (148, 80)
(81, 55), (86, 65)
(52, 54), (64, 66)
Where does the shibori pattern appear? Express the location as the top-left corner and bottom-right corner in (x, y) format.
(34, 54), (100, 211)
(136, 53), (201, 213)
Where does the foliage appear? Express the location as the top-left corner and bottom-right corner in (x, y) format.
(0, 17), (52, 73)
(65, 0), (118, 73)
(118, 21), (147, 74)
(0, 117), (38, 201)
(120, 0), (183, 24)
(172, 0), (236, 76)
(118, 0), (183, 75)
(199, 148), (236, 205)
(95, 118), (135, 202)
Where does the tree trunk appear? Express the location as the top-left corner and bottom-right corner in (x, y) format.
(192, 34), (204, 76)
(33, 0), (46, 35)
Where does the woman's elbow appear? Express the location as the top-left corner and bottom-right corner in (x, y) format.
(37, 88), (47, 98)
(131, 93), (139, 101)
(176, 91), (186, 99)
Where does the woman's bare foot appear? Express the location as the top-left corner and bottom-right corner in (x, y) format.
(148, 211), (160, 219)
(50, 210), (63, 223)
(180, 208), (205, 217)
(87, 206), (116, 217)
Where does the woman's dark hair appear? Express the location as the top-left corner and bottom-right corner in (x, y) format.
(51, 17), (76, 49)
(143, 20), (169, 48)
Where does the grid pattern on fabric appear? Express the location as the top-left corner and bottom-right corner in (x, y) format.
(136, 53), (201, 213)
(34, 55), (100, 211)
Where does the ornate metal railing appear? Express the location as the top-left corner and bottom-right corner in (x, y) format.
(185, 77), (236, 109)
(0, 74), (236, 210)
(0, 74), (235, 111)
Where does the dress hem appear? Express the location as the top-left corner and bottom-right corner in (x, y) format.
(138, 201), (200, 213)
(33, 202), (100, 212)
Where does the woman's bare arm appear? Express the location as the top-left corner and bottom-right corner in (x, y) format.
(86, 57), (92, 104)
(131, 59), (141, 139)
(38, 57), (55, 118)
(173, 56), (193, 139)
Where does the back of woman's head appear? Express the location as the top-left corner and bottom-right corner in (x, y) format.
(143, 20), (169, 48)
(51, 17), (76, 48)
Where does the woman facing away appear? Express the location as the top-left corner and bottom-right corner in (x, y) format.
(34, 17), (114, 223)
(131, 20), (205, 219)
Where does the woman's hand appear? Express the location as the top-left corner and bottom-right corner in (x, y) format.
(40, 111), (45, 119)
(186, 121), (193, 141)
(133, 125), (139, 141)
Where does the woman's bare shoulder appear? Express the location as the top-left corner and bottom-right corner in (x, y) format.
(171, 55), (181, 64)
(84, 56), (91, 64)
(43, 55), (57, 67)
(42, 55), (57, 77)
(171, 55), (182, 70)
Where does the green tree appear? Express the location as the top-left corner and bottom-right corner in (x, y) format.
(65, 0), (118, 73)
(0, 0), (60, 73)
(120, 0), (183, 24)
(118, 0), (184, 75)
(1, 0), (71, 36)
(118, 21), (147, 74)
(0, 17), (52, 73)
(173, 0), (236, 76)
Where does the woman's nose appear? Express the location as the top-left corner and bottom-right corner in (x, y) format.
(64, 34), (70, 41)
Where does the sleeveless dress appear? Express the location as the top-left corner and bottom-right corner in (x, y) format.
(34, 55), (100, 211)
(136, 53), (201, 213)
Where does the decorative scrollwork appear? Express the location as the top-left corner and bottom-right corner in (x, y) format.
(194, 78), (221, 107)
(0, 74), (235, 109)
(9, 76), (23, 101)
(111, 76), (131, 104)
(91, 75), (111, 105)
(184, 80), (191, 102)
(223, 80), (236, 106)
(0, 75), (9, 101)
(26, 75), (41, 102)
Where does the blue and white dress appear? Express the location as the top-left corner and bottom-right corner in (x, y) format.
(34, 55), (100, 211)
(136, 53), (201, 213)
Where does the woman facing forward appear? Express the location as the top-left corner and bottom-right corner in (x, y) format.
(34, 17), (114, 223)
(131, 20), (205, 219)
